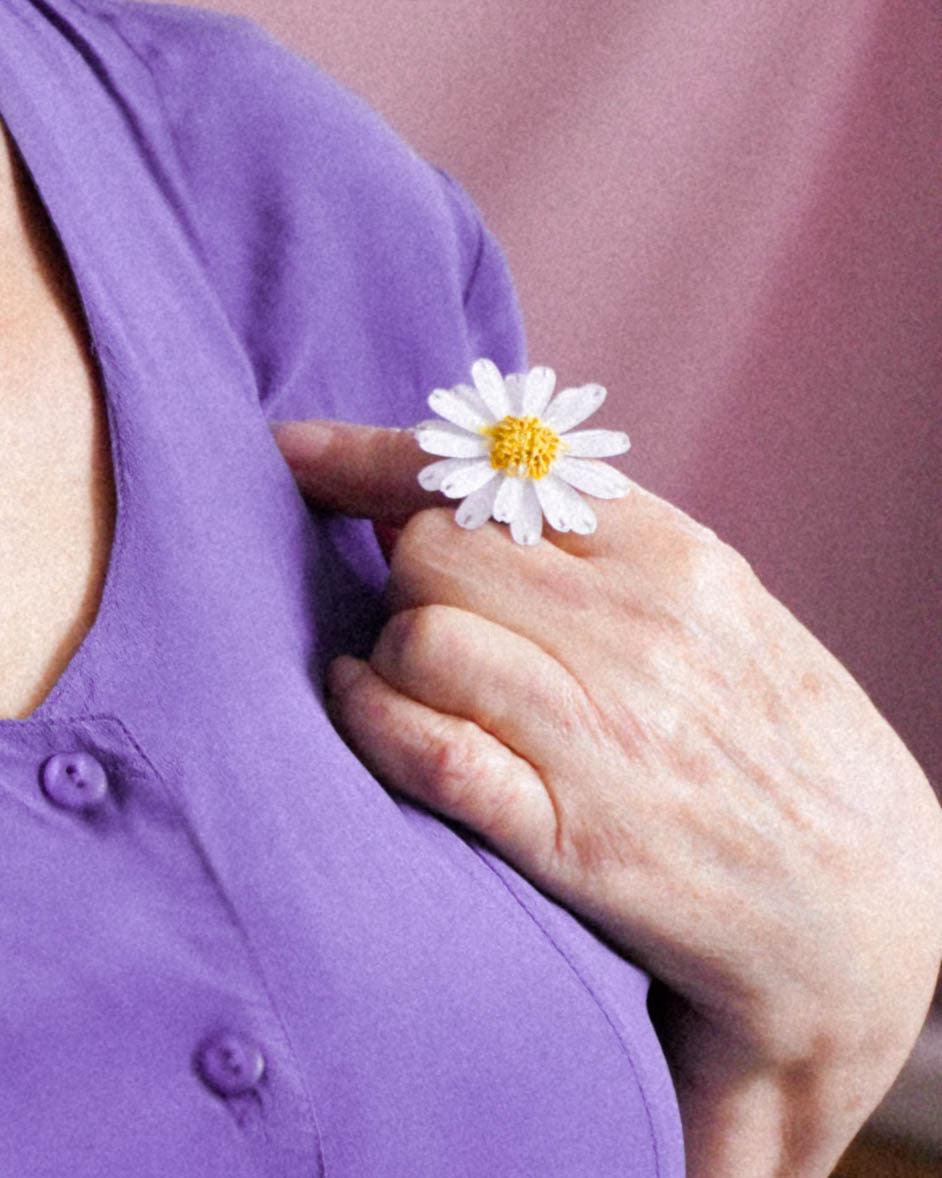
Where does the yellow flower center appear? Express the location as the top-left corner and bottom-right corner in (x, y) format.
(481, 415), (562, 479)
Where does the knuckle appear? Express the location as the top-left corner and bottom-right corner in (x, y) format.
(685, 528), (730, 572)
(423, 719), (493, 809)
(395, 506), (454, 558)
(374, 603), (456, 677)
(715, 532), (756, 580)
(385, 507), (456, 609)
(645, 522), (759, 642)
(673, 523), (753, 599)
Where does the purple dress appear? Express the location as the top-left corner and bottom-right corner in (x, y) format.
(0, 1), (684, 1173)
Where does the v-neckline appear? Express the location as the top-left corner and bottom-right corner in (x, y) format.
(0, 0), (128, 728)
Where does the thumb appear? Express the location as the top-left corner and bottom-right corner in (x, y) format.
(269, 418), (442, 526)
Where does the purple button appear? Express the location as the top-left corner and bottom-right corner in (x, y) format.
(40, 750), (110, 811)
(196, 1031), (266, 1098)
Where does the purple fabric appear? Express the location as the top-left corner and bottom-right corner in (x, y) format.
(0, 2), (684, 1174)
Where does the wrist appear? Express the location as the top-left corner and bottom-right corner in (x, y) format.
(672, 1059), (853, 1178)
(649, 985), (907, 1178)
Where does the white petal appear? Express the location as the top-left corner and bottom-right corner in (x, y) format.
(510, 479), (543, 545)
(542, 383), (607, 433)
(503, 372), (526, 416)
(471, 357), (512, 419)
(552, 455), (631, 498)
(418, 456), (493, 494)
(558, 428), (630, 458)
(455, 475), (501, 529)
(493, 472), (524, 523)
(417, 457), (465, 491)
(454, 382), (496, 421)
(533, 472), (597, 534)
(428, 386), (490, 432)
(413, 419), (489, 458)
(521, 365), (556, 417)
(439, 459), (498, 499)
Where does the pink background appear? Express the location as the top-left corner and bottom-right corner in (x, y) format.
(172, 0), (941, 1141)
(196, 2), (941, 801)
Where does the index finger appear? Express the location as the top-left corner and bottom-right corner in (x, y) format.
(270, 418), (442, 526)
(270, 416), (622, 558)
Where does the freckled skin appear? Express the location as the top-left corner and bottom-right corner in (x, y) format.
(279, 420), (942, 1178)
(411, 513), (937, 1173)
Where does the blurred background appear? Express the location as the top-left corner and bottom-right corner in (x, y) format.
(184, 1), (940, 1171)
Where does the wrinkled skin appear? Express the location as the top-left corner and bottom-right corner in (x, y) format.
(272, 418), (942, 1178)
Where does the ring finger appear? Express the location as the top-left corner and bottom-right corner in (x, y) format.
(367, 602), (604, 775)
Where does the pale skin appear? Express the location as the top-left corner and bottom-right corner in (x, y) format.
(3, 110), (940, 1175)
(0, 117), (116, 721)
(270, 416), (942, 1178)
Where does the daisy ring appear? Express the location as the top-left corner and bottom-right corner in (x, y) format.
(411, 358), (632, 545)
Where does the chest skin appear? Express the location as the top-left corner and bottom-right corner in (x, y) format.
(0, 118), (116, 720)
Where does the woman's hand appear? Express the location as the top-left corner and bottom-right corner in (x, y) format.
(271, 417), (942, 1178)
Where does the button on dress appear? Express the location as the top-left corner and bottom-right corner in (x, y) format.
(0, 1), (685, 1174)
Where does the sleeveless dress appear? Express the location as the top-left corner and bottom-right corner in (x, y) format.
(0, 1), (685, 1174)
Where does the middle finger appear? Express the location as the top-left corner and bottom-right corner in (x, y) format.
(383, 507), (607, 671)
(368, 601), (603, 772)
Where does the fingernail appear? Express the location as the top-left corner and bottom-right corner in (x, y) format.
(326, 655), (366, 695)
(271, 419), (338, 462)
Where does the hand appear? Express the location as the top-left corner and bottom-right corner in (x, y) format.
(271, 416), (942, 1177)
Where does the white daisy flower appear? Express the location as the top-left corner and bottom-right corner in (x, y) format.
(411, 358), (631, 545)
